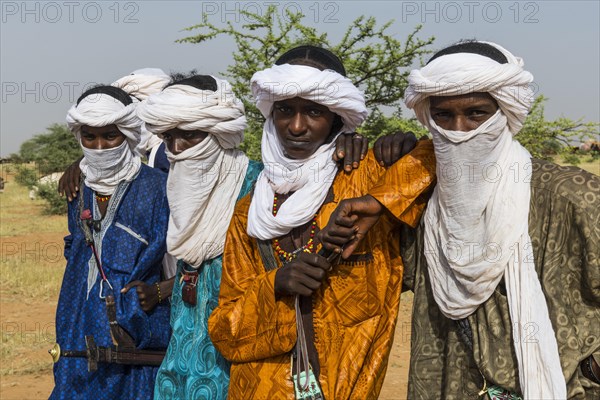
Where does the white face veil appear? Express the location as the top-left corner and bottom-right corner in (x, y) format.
(246, 63), (368, 240)
(405, 41), (566, 399)
(136, 77), (249, 267)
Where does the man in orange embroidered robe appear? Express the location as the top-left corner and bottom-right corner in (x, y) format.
(208, 139), (435, 399)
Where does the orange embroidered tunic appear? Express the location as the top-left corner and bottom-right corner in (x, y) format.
(208, 141), (436, 399)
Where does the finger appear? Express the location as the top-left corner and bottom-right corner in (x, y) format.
(401, 131), (417, 157)
(391, 134), (403, 165)
(341, 237), (362, 259)
(343, 135), (353, 172)
(333, 134), (344, 161)
(352, 134), (363, 169)
(299, 252), (331, 271)
(294, 265), (327, 284)
(382, 136), (392, 167)
(325, 224), (357, 239)
(374, 137), (384, 166)
(361, 137), (368, 160)
(120, 280), (143, 293)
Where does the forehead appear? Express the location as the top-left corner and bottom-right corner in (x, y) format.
(275, 97), (331, 109)
(81, 124), (121, 134)
(429, 92), (498, 109)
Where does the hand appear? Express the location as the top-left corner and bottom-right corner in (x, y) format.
(333, 133), (369, 172)
(373, 131), (417, 167)
(121, 280), (159, 313)
(274, 252), (331, 297)
(58, 156), (83, 202)
(318, 195), (383, 259)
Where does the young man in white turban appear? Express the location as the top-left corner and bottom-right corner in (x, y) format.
(135, 74), (263, 400)
(318, 40), (600, 399)
(51, 82), (171, 399)
(208, 45), (436, 399)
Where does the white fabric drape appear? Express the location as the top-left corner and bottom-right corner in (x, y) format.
(247, 64), (368, 240)
(406, 42), (566, 399)
(137, 77), (248, 267)
(112, 68), (171, 155)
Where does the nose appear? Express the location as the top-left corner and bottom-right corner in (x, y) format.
(170, 137), (185, 155)
(451, 115), (470, 132)
(93, 140), (106, 150)
(288, 113), (307, 137)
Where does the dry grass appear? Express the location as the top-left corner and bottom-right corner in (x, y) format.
(1, 169), (66, 379)
(554, 155), (600, 176)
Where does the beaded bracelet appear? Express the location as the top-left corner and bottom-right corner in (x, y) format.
(155, 282), (162, 304)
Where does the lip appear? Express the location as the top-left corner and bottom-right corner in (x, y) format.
(285, 138), (311, 145)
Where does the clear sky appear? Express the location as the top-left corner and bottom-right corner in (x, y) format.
(1, 0), (599, 156)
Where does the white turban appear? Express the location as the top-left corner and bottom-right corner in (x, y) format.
(112, 68), (171, 100)
(66, 92), (143, 155)
(247, 64), (367, 240)
(405, 42), (566, 399)
(251, 63), (367, 133)
(405, 41), (534, 135)
(137, 77), (246, 150)
(137, 77), (249, 267)
(111, 68), (171, 154)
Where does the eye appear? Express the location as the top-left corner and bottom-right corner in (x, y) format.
(468, 109), (493, 119)
(432, 111), (451, 120)
(106, 132), (121, 140)
(81, 133), (95, 141)
(307, 108), (323, 117)
(183, 132), (198, 140)
(274, 104), (292, 115)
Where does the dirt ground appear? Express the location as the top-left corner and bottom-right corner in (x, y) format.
(0, 286), (412, 400)
(0, 282), (413, 399)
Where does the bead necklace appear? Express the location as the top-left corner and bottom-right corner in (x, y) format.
(95, 193), (112, 203)
(272, 193), (317, 262)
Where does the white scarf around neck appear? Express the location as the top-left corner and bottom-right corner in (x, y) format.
(165, 136), (248, 267)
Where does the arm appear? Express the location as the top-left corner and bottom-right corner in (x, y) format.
(58, 156), (83, 202)
(319, 140), (436, 259)
(121, 277), (175, 313)
(208, 202), (298, 363)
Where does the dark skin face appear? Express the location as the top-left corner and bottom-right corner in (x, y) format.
(162, 128), (209, 155)
(272, 97), (336, 159)
(80, 124), (126, 150)
(430, 92), (499, 132)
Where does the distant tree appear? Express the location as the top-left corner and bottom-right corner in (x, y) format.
(179, 6), (434, 159)
(14, 123), (81, 176)
(517, 96), (599, 161)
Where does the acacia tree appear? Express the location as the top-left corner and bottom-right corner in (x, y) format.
(517, 96), (599, 161)
(178, 6), (435, 159)
(14, 123), (81, 175)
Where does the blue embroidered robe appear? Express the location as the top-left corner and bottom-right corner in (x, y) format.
(51, 164), (171, 400)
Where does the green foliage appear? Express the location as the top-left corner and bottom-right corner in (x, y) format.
(179, 6), (434, 159)
(517, 96), (599, 161)
(16, 123), (81, 175)
(357, 108), (429, 143)
(561, 153), (581, 166)
(37, 182), (67, 215)
(14, 165), (38, 189)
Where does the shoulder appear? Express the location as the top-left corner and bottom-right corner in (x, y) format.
(530, 158), (599, 214)
(122, 164), (168, 206)
(133, 164), (167, 189)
